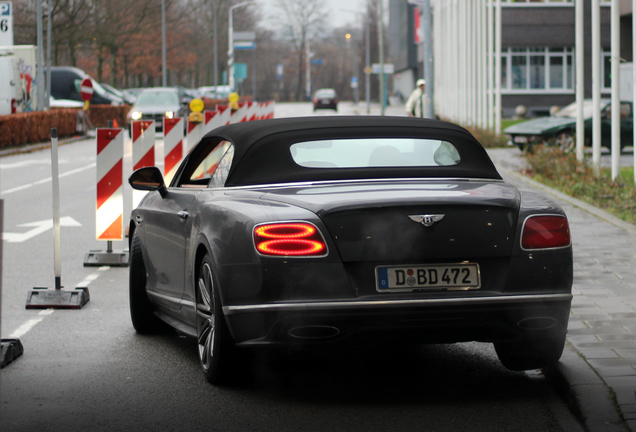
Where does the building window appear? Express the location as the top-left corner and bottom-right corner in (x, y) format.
(501, 47), (574, 93)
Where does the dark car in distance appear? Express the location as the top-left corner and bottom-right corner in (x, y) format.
(313, 88), (338, 112)
(129, 116), (573, 384)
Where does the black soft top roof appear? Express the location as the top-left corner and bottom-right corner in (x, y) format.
(191, 116), (502, 186)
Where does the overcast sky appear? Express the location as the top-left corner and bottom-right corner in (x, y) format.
(257, 0), (372, 31)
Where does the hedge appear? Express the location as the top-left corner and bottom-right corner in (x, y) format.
(0, 105), (131, 149)
(0, 99), (238, 150)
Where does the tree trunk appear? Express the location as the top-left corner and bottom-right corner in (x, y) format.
(97, 45), (104, 83)
(296, 43), (304, 102)
(109, 45), (118, 87)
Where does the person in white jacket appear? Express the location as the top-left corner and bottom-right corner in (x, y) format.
(405, 79), (427, 118)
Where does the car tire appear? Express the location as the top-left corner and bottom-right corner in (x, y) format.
(494, 333), (566, 371)
(196, 254), (238, 384)
(129, 230), (172, 334)
(554, 130), (575, 152)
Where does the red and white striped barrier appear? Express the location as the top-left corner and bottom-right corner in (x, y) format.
(96, 128), (124, 241)
(187, 116), (205, 153)
(164, 117), (185, 184)
(229, 102), (248, 124)
(131, 120), (156, 208)
(262, 101), (275, 119)
(204, 110), (223, 135)
(216, 105), (232, 126)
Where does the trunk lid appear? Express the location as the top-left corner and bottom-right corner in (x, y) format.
(259, 180), (521, 262)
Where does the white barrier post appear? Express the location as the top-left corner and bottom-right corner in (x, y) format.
(83, 127), (128, 267)
(131, 120), (156, 209)
(164, 117), (185, 184)
(204, 110), (223, 135)
(26, 129), (90, 307)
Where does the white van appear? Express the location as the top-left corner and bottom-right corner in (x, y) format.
(0, 55), (22, 115)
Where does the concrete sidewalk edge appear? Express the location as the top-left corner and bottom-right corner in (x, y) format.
(545, 343), (630, 432)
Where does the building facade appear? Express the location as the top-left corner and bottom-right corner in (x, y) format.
(389, 0), (633, 119)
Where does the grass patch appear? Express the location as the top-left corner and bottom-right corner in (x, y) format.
(523, 146), (636, 225)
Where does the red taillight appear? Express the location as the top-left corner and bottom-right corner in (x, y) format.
(521, 215), (571, 250)
(313, 98), (318, 104)
(254, 222), (327, 256)
(11, 99), (16, 114)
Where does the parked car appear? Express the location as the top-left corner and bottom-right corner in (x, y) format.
(50, 66), (123, 105)
(49, 96), (84, 108)
(128, 116), (573, 384)
(198, 85), (231, 100)
(101, 83), (135, 104)
(126, 87), (188, 134)
(124, 88), (145, 101)
(504, 99), (634, 152)
(313, 88), (338, 111)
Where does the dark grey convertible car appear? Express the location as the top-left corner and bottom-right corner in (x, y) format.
(129, 116), (573, 384)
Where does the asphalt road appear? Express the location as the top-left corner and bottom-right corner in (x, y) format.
(0, 102), (588, 431)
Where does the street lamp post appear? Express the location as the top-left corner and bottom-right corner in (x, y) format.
(228, 1), (253, 91)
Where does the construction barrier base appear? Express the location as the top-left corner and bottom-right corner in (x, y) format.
(0, 338), (24, 368)
(83, 250), (129, 267)
(25, 287), (90, 309)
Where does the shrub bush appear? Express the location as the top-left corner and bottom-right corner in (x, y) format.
(524, 145), (636, 224)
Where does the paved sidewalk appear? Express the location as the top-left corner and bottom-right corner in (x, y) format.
(489, 148), (636, 432)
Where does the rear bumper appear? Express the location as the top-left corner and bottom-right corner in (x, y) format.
(223, 293), (572, 348)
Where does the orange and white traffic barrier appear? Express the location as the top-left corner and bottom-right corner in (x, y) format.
(96, 128), (124, 241)
(163, 117), (185, 184)
(131, 120), (156, 208)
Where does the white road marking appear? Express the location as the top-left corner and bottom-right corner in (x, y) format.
(1, 163), (96, 195)
(9, 309), (55, 339)
(7, 270), (106, 339)
(2, 216), (82, 243)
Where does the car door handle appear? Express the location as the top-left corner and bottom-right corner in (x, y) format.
(178, 211), (189, 222)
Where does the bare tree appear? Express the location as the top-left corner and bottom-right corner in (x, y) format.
(271, 0), (329, 101)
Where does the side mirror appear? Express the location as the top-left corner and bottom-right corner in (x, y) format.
(129, 167), (167, 198)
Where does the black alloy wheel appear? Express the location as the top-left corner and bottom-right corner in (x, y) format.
(196, 255), (237, 384)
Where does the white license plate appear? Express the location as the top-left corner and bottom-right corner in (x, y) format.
(513, 136), (528, 143)
(376, 263), (481, 292)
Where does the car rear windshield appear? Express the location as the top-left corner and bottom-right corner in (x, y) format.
(290, 138), (461, 168)
(315, 90), (336, 98)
